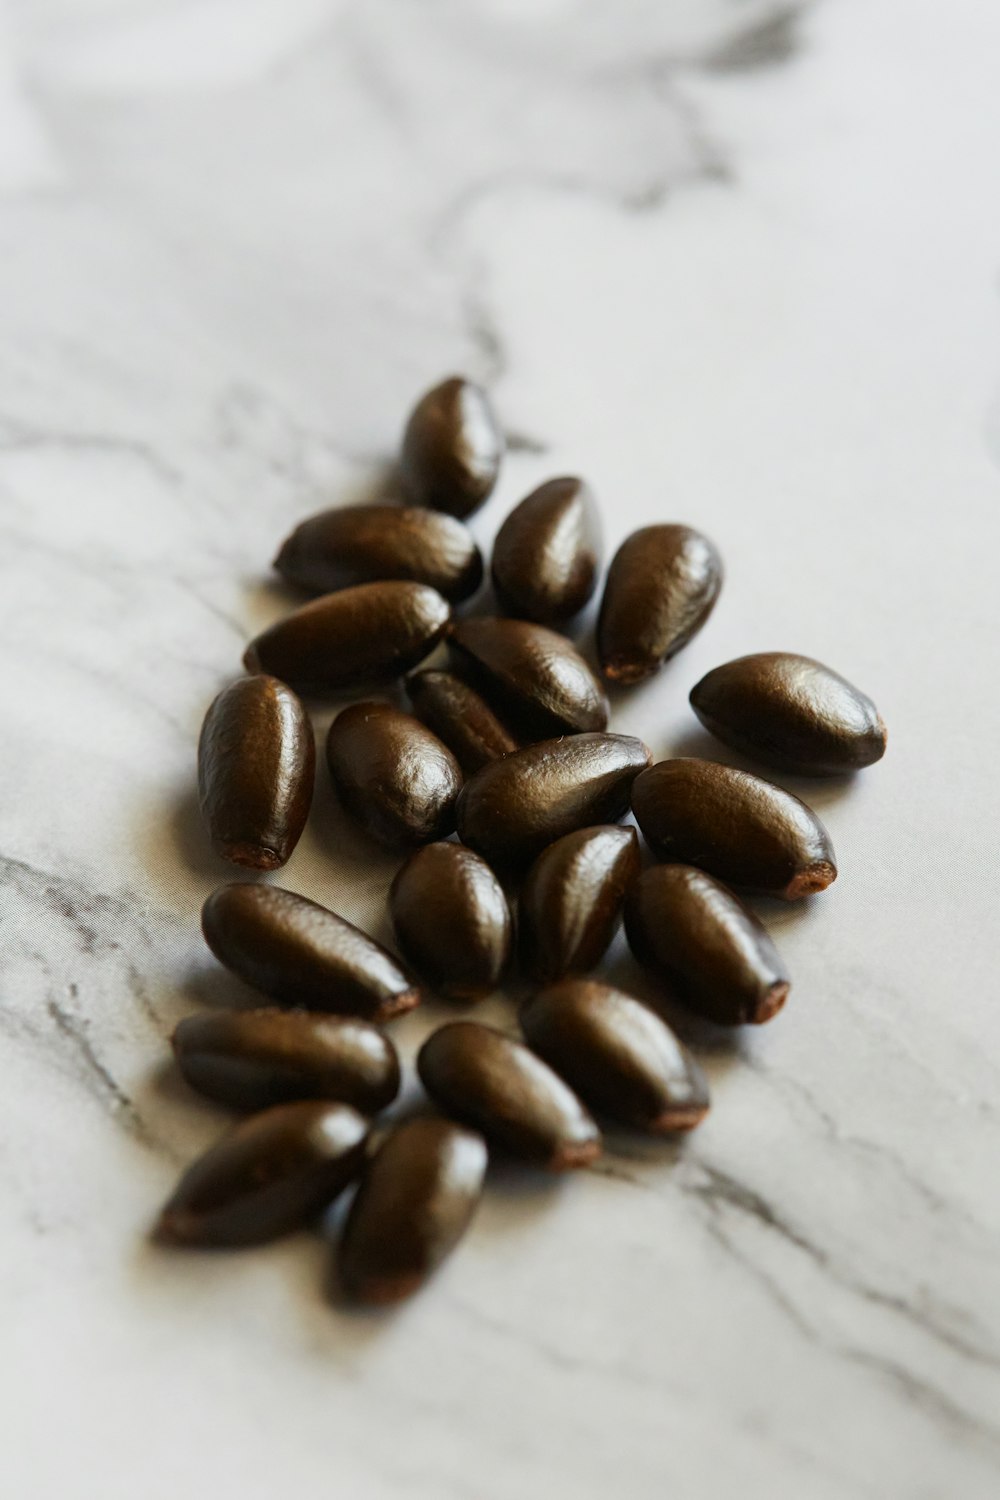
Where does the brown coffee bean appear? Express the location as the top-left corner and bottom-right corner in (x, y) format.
(243, 581), (450, 696)
(202, 883), (420, 1022)
(390, 843), (512, 1001)
(274, 504), (483, 603)
(520, 979), (710, 1131)
(197, 674), (314, 870)
(417, 1021), (601, 1169)
(597, 524), (722, 684)
(491, 476), (600, 625)
(631, 758), (836, 900)
(400, 375), (503, 518)
(520, 825), (640, 984)
(625, 864), (790, 1025)
(448, 616), (608, 738)
(338, 1117), (487, 1304)
(405, 669), (522, 772)
(690, 652), (887, 775)
(326, 702), (462, 848)
(457, 733), (651, 873)
(172, 1009), (400, 1113)
(156, 1101), (369, 1246)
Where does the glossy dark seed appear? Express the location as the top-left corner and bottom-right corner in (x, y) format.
(202, 883), (420, 1022)
(274, 504), (483, 603)
(690, 652), (887, 775)
(326, 702), (462, 848)
(338, 1117), (487, 1304)
(448, 616), (608, 738)
(405, 669), (521, 772)
(625, 864), (791, 1025)
(457, 733), (651, 874)
(400, 376), (503, 518)
(520, 825), (640, 984)
(417, 1021), (601, 1170)
(520, 979), (710, 1131)
(156, 1101), (368, 1246)
(172, 1009), (400, 1113)
(243, 581), (450, 696)
(631, 758), (836, 900)
(390, 843), (512, 1001)
(197, 674), (314, 870)
(491, 476), (600, 625)
(597, 524), (722, 684)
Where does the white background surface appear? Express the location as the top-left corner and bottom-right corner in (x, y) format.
(1, 2), (999, 1497)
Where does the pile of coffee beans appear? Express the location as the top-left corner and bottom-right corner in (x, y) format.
(157, 375), (887, 1304)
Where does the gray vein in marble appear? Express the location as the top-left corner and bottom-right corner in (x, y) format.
(701, 5), (804, 73)
(0, 407), (180, 484)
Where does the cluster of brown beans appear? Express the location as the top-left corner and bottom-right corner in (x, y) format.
(158, 375), (887, 1305)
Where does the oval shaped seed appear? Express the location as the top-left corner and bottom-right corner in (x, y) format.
(202, 883), (420, 1022)
(631, 758), (836, 900)
(520, 980), (710, 1131)
(156, 1101), (368, 1246)
(457, 733), (651, 874)
(417, 1021), (600, 1169)
(390, 843), (512, 1001)
(625, 864), (790, 1025)
(338, 1117), (487, 1304)
(197, 674), (314, 870)
(172, 1009), (400, 1113)
(274, 504), (483, 603)
(520, 825), (640, 984)
(244, 581), (450, 696)
(597, 524), (722, 684)
(491, 476), (600, 625)
(400, 375), (503, 517)
(690, 652), (887, 775)
(405, 669), (521, 772)
(449, 616), (608, 738)
(326, 702), (462, 847)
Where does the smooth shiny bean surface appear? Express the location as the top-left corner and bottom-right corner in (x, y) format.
(201, 883), (420, 1022)
(274, 504), (483, 602)
(631, 757), (836, 900)
(197, 674), (314, 870)
(625, 864), (791, 1025)
(326, 702), (462, 848)
(405, 668), (522, 772)
(390, 842), (512, 1001)
(690, 652), (887, 775)
(519, 825), (640, 984)
(491, 476), (600, 625)
(244, 581), (450, 695)
(156, 1101), (369, 1246)
(598, 524), (722, 684)
(400, 376), (503, 518)
(449, 616), (609, 739)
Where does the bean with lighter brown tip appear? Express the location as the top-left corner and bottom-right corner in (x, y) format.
(405, 669), (521, 772)
(520, 980), (710, 1132)
(400, 376), (504, 518)
(338, 1117), (487, 1305)
(201, 883), (420, 1023)
(156, 1101), (368, 1247)
(274, 504), (483, 603)
(598, 524), (722, 684)
(417, 1021), (601, 1169)
(520, 825), (640, 984)
(491, 476), (601, 625)
(631, 758), (836, 900)
(457, 733), (651, 874)
(243, 580), (450, 696)
(690, 652), (887, 775)
(390, 843), (512, 1001)
(449, 616), (608, 739)
(197, 674), (314, 870)
(172, 1009), (400, 1113)
(326, 702), (462, 848)
(625, 864), (790, 1026)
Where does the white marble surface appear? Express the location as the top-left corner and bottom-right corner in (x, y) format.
(2, 1), (999, 1495)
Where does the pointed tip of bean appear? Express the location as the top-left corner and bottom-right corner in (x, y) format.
(601, 658), (652, 687)
(650, 1102), (711, 1133)
(342, 1271), (425, 1307)
(217, 839), (286, 871)
(153, 1206), (197, 1246)
(243, 642), (262, 674)
(783, 861), (837, 900)
(375, 986), (423, 1024)
(754, 981), (791, 1024)
(550, 1137), (602, 1172)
